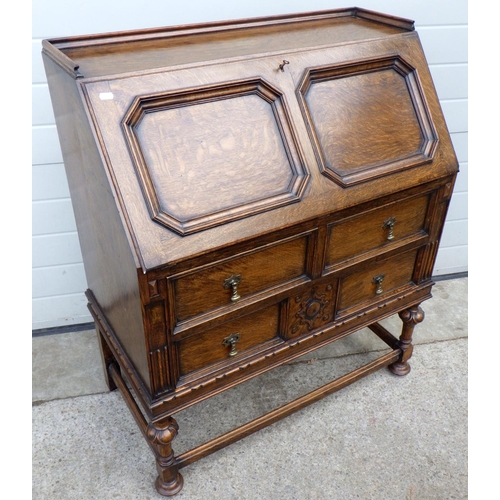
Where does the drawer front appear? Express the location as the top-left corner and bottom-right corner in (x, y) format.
(177, 304), (280, 375)
(338, 249), (419, 312)
(173, 235), (309, 322)
(326, 195), (429, 267)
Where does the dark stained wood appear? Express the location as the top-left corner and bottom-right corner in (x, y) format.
(389, 305), (425, 375)
(108, 364), (183, 495)
(123, 80), (309, 235)
(368, 322), (400, 350)
(42, 9), (413, 78)
(298, 55), (438, 186)
(43, 8), (459, 496)
(175, 349), (401, 469)
(51, 26), (457, 271)
(110, 344), (401, 493)
(286, 282), (336, 338)
(42, 53), (151, 389)
(326, 193), (430, 266)
(178, 305), (280, 375)
(337, 249), (419, 312)
(173, 234), (309, 322)
(146, 418), (184, 496)
(95, 324), (118, 392)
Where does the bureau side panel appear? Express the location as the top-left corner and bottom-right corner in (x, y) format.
(42, 54), (151, 390)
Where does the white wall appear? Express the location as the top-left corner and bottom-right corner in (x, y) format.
(31, 0), (468, 330)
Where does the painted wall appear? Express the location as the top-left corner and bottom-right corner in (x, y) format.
(32, 0), (468, 330)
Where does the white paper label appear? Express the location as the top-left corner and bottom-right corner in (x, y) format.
(99, 92), (114, 100)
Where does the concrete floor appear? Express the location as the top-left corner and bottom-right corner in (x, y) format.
(32, 277), (467, 499)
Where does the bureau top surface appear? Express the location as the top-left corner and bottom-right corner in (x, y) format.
(43, 8), (413, 78)
(43, 8), (459, 272)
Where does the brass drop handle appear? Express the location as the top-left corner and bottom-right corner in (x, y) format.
(372, 274), (385, 295)
(382, 217), (396, 240)
(223, 274), (242, 302)
(222, 333), (241, 357)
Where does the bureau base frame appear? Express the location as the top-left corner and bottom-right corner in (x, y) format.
(42, 6), (458, 497)
(93, 299), (425, 496)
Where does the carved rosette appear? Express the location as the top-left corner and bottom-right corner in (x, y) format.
(288, 284), (335, 338)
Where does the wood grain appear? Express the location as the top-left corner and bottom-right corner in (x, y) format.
(298, 55), (438, 186)
(173, 235), (308, 322)
(43, 8), (459, 496)
(338, 249), (419, 312)
(326, 194), (430, 265)
(124, 83), (308, 234)
(178, 305), (279, 375)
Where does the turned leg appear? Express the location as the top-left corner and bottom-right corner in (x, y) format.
(389, 305), (425, 376)
(146, 417), (184, 496)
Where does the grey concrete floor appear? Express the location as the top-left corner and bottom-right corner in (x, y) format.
(32, 278), (467, 499)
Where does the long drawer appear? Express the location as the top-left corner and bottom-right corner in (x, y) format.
(172, 233), (311, 323)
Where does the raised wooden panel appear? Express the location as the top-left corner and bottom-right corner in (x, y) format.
(298, 56), (438, 186)
(123, 79), (309, 235)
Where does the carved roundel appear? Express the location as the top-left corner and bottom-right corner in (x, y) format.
(122, 79), (309, 236)
(297, 55), (438, 187)
(289, 284), (335, 337)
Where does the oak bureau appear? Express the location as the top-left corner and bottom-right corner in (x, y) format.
(42, 7), (459, 496)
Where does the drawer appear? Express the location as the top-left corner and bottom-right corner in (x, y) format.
(326, 194), (429, 267)
(173, 234), (309, 322)
(338, 249), (419, 312)
(177, 304), (280, 376)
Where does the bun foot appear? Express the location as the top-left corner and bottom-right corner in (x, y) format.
(155, 473), (184, 497)
(389, 361), (411, 376)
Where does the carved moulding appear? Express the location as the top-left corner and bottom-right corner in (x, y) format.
(288, 284), (336, 338)
(122, 78), (310, 236)
(297, 55), (439, 187)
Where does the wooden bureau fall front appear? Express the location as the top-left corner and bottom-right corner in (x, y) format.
(43, 8), (458, 496)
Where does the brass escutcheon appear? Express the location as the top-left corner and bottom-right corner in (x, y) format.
(223, 274), (242, 302)
(372, 274), (385, 295)
(222, 333), (241, 357)
(382, 217), (396, 240)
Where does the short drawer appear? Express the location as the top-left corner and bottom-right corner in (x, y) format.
(177, 304), (280, 376)
(173, 234), (309, 322)
(338, 249), (419, 312)
(326, 194), (429, 267)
